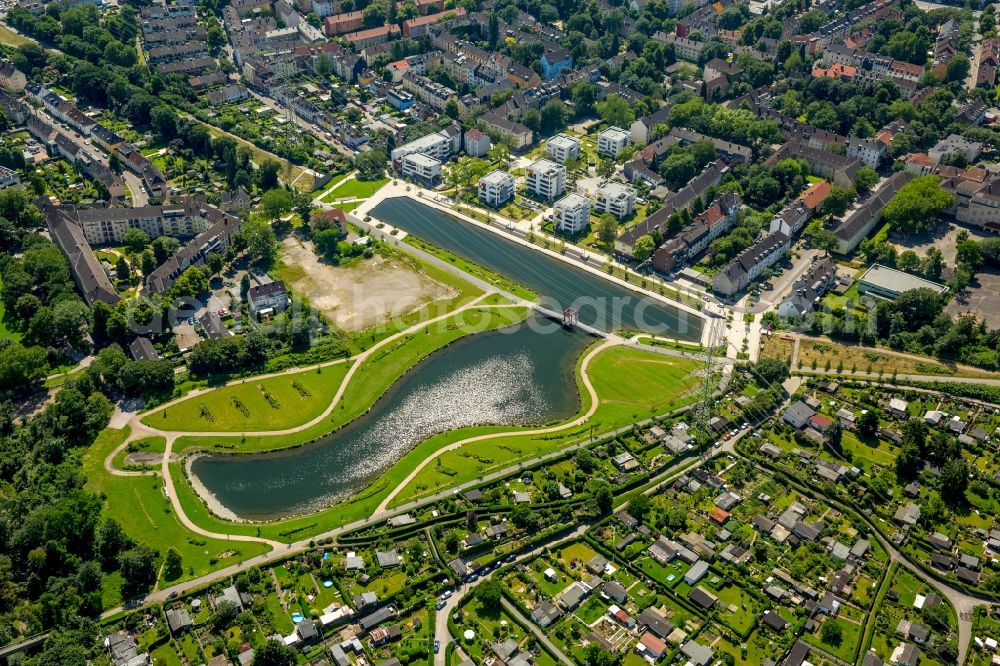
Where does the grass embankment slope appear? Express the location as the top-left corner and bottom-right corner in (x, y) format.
(83, 428), (272, 603)
(388, 345), (704, 506)
(320, 176), (389, 202)
(167, 306), (532, 541)
(173, 305), (530, 455)
(142, 362), (350, 433)
(404, 234), (536, 302)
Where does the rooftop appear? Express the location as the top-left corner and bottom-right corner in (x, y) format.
(859, 264), (948, 297)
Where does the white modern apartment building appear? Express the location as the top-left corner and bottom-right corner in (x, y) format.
(478, 170), (515, 207)
(390, 128), (457, 163)
(554, 193), (591, 234)
(597, 126), (631, 157)
(546, 134), (581, 163)
(595, 182), (637, 219)
(525, 159), (566, 200)
(400, 153), (442, 187)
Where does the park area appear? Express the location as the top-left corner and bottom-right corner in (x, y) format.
(388, 345), (704, 505)
(141, 362), (350, 433)
(320, 175), (389, 203)
(82, 428), (272, 604)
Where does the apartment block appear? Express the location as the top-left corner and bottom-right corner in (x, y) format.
(554, 193), (592, 235)
(595, 182), (637, 219)
(525, 159), (566, 200)
(597, 126), (631, 158)
(478, 170), (515, 207)
(400, 153), (442, 187)
(546, 134), (581, 163)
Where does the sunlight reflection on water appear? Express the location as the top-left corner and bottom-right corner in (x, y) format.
(193, 321), (589, 519)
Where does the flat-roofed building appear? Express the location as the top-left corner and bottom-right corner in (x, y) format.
(597, 126), (631, 157)
(400, 152), (442, 187)
(857, 264), (948, 300)
(596, 182), (637, 218)
(478, 170), (515, 207)
(546, 134), (581, 163)
(525, 158), (566, 200)
(390, 129), (455, 163)
(554, 193), (591, 234)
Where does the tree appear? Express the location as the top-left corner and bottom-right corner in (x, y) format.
(118, 546), (158, 598)
(258, 160), (281, 190)
(596, 94), (635, 128)
(0, 343), (48, 395)
(660, 152), (697, 189)
(822, 185), (854, 217)
(854, 167), (879, 193)
(589, 479), (613, 515)
(956, 239), (984, 271)
(253, 641), (297, 666)
(595, 214), (618, 246)
(821, 619), (843, 647)
(584, 644), (621, 666)
(476, 579), (503, 610)
(354, 149), (387, 180)
(163, 548), (183, 580)
(261, 188), (294, 220)
(242, 218), (277, 267)
(633, 235), (656, 262)
(150, 106), (178, 141)
(576, 448), (596, 472)
(940, 458), (969, 505)
(570, 82), (599, 118)
(540, 100), (565, 134)
(210, 600), (239, 631)
(115, 256), (130, 282)
(858, 410), (878, 438)
(883, 176), (954, 234)
(122, 228), (149, 253)
(628, 494), (650, 522)
(754, 358), (789, 385)
(151, 236), (180, 264)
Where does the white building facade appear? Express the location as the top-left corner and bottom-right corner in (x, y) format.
(597, 126), (631, 157)
(546, 134), (581, 163)
(525, 159), (566, 200)
(596, 182), (637, 219)
(554, 193), (591, 234)
(478, 170), (515, 207)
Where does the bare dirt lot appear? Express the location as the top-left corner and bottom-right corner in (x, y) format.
(948, 269), (1000, 328)
(891, 222), (994, 267)
(280, 237), (457, 332)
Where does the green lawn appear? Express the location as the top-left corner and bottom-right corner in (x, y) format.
(322, 176), (389, 202)
(111, 436), (167, 470)
(150, 643), (184, 666)
(803, 617), (863, 663)
(388, 346), (703, 505)
(165, 306), (534, 542)
(83, 428), (272, 593)
(143, 362), (350, 432)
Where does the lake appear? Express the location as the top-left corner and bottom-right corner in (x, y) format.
(192, 318), (592, 520)
(371, 196), (703, 341)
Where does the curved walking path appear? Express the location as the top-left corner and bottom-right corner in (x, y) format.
(375, 335), (620, 513)
(112, 294), (553, 552)
(133, 293), (495, 441)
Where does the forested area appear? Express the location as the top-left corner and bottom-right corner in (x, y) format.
(0, 348), (172, 665)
